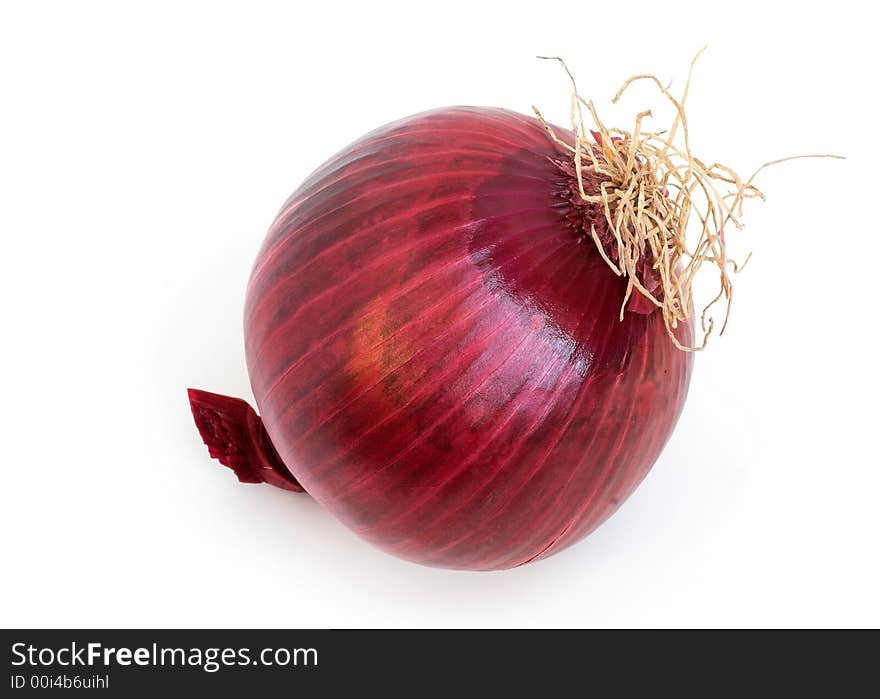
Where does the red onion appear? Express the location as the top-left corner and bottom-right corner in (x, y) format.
(189, 104), (695, 570)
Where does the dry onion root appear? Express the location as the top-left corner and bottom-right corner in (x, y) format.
(533, 49), (842, 351)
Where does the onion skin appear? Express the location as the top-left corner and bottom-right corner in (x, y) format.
(228, 107), (694, 570)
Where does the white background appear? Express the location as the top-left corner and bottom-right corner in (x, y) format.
(1, 0), (877, 628)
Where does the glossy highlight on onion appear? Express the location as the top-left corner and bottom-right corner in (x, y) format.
(189, 105), (696, 570)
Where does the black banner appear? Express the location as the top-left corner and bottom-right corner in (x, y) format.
(1, 629), (874, 695)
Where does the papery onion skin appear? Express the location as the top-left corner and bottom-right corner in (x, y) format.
(225, 107), (693, 570)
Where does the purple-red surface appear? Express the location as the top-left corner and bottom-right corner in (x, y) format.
(191, 107), (694, 570)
